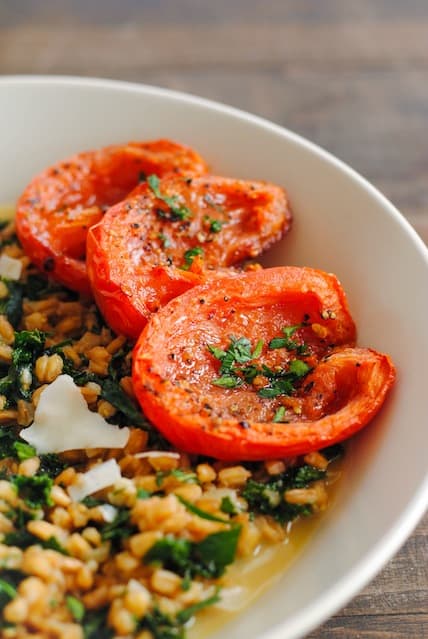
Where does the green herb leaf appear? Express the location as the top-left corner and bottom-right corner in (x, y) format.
(269, 324), (307, 351)
(252, 339), (264, 359)
(288, 359), (310, 377)
(176, 587), (221, 623)
(176, 495), (230, 523)
(66, 595), (85, 622)
(181, 247), (204, 271)
(0, 570), (24, 611)
(100, 378), (147, 428)
(148, 174), (193, 221)
(5, 529), (68, 554)
(0, 280), (23, 328)
(100, 508), (136, 546)
(220, 496), (238, 515)
(0, 428), (18, 460)
(273, 406), (286, 423)
(13, 441), (36, 461)
(156, 468), (198, 487)
(212, 374), (242, 389)
(0, 577), (17, 600)
(81, 606), (114, 639)
(137, 488), (152, 500)
(38, 453), (68, 479)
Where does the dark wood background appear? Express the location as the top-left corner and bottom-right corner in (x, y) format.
(0, 1), (427, 637)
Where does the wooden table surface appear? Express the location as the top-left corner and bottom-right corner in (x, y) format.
(0, 1), (427, 637)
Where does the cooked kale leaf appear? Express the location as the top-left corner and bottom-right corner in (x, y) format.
(0, 570), (25, 612)
(100, 508), (137, 547)
(0, 280), (23, 327)
(81, 606), (114, 639)
(10, 473), (53, 509)
(144, 526), (240, 579)
(242, 464), (326, 523)
(139, 608), (185, 639)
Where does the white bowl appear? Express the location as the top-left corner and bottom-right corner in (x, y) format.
(1, 76), (427, 639)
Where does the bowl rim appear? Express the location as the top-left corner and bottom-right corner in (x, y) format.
(1, 74), (427, 639)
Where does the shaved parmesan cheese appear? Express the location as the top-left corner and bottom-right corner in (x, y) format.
(0, 254), (22, 280)
(20, 374), (129, 453)
(68, 459), (122, 502)
(97, 504), (118, 523)
(134, 451), (180, 459)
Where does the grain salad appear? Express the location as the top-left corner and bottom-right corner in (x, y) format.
(0, 216), (342, 639)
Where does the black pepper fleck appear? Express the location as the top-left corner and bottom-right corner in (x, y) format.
(239, 420), (250, 429)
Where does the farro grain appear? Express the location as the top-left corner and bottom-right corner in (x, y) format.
(120, 375), (135, 399)
(0, 315), (15, 344)
(0, 343), (13, 363)
(97, 399), (117, 419)
(196, 463), (216, 483)
(303, 451), (329, 470)
(150, 569), (181, 596)
(114, 551), (140, 574)
(218, 466), (251, 488)
(35, 353), (64, 383)
(106, 334), (127, 354)
(264, 460), (286, 475)
(17, 456), (40, 477)
(16, 399), (35, 427)
(129, 531), (163, 559)
(108, 600), (136, 635)
(0, 281), (9, 299)
(3, 597), (29, 624)
(23, 311), (51, 332)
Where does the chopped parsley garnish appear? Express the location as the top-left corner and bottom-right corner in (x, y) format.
(208, 335), (310, 397)
(181, 247), (204, 271)
(269, 323), (309, 354)
(258, 359), (311, 399)
(148, 174), (193, 221)
(203, 213), (224, 233)
(273, 406), (286, 423)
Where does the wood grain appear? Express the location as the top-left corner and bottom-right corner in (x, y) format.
(0, 1), (427, 637)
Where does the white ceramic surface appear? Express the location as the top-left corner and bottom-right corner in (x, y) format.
(0, 76), (427, 639)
